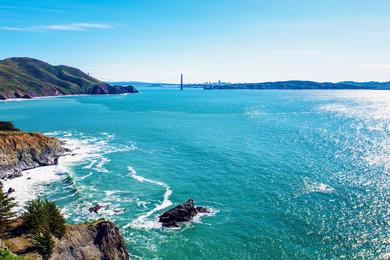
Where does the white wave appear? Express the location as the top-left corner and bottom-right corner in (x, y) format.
(303, 179), (335, 194)
(4, 131), (135, 212)
(245, 107), (265, 118)
(124, 166), (173, 230)
(77, 172), (94, 180)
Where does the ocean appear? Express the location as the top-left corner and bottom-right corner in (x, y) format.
(1, 89), (389, 259)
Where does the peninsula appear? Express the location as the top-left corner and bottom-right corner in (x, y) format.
(0, 57), (138, 100)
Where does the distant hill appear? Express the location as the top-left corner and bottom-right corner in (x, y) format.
(202, 80), (390, 90)
(0, 57), (138, 100)
(108, 81), (179, 87)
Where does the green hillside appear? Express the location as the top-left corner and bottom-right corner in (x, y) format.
(0, 57), (137, 99)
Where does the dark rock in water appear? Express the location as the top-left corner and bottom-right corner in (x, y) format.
(54, 158), (59, 165)
(196, 206), (211, 213)
(27, 177), (31, 180)
(89, 204), (104, 213)
(7, 187), (15, 194)
(159, 199), (210, 227)
(0, 181), (3, 189)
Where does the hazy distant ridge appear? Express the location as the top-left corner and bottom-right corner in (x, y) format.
(201, 80), (390, 90)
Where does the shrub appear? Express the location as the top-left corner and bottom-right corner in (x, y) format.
(0, 248), (29, 260)
(22, 198), (65, 239)
(31, 229), (54, 260)
(0, 189), (16, 226)
(0, 122), (19, 131)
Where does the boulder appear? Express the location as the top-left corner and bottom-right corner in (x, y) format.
(89, 204), (104, 213)
(158, 199), (210, 227)
(7, 187), (15, 194)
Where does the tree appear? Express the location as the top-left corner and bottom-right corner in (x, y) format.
(22, 197), (65, 239)
(45, 200), (65, 239)
(0, 189), (16, 226)
(31, 229), (55, 260)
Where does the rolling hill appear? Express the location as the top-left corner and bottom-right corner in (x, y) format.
(0, 57), (138, 100)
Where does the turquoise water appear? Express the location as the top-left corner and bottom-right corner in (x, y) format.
(1, 89), (389, 259)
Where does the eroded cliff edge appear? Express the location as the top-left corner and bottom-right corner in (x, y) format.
(0, 124), (66, 179)
(1, 219), (129, 260)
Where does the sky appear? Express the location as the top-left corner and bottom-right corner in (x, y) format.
(1, 0), (390, 83)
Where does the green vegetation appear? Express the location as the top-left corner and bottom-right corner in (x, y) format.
(0, 122), (19, 132)
(22, 198), (65, 239)
(0, 189), (16, 227)
(22, 198), (65, 259)
(0, 249), (30, 260)
(0, 57), (102, 98)
(31, 230), (55, 260)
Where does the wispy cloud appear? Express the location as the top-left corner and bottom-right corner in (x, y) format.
(0, 23), (111, 32)
(361, 64), (390, 70)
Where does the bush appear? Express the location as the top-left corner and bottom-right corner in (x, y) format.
(31, 229), (54, 260)
(22, 198), (65, 239)
(0, 248), (29, 260)
(0, 122), (19, 131)
(0, 189), (16, 226)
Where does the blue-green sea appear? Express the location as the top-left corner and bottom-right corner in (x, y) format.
(1, 89), (389, 259)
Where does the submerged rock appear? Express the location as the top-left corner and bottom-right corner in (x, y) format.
(158, 199), (210, 227)
(89, 204), (104, 213)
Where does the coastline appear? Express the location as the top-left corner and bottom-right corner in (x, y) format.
(0, 92), (135, 103)
(2, 137), (89, 212)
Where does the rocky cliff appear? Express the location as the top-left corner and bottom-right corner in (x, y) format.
(0, 125), (67, 179)
(51, 220), (129, 260)
(0, 57), (138, 100)
(1, 219), (129, 260)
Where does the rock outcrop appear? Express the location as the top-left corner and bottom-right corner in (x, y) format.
(2, 219), (129, 260)
(51, 220), (129, 260)
(159, 199), (210, 227)
(88, 84), (138, 95)
(0, 125), (67, 179)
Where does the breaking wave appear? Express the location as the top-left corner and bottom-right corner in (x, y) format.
(124, 166), (173, 230)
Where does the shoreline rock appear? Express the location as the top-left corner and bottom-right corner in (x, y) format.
(1, 218), (129, 260)
(0, 128), (67, 181)
(159, 199), (211, 227)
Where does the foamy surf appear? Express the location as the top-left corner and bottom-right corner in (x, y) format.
(3, 131), (135, 212)
(2, 136), (94, 211)
(124, 166), (173, 230)
(303, 178), (335, 194)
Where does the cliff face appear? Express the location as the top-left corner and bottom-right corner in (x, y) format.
(0, 131), (66, 179)
(51, 221), (129, 260)
(2, 219), (129, 260)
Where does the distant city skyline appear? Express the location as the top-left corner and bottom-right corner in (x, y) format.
(1, 0), (390, 83)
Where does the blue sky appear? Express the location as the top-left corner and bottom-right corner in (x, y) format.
(1, 0), (390, 83)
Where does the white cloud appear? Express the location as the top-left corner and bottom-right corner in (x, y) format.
(0, 23), (111, 32)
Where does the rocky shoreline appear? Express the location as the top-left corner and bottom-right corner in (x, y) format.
(0, 123), (130, 259)
(0, 128), (69, 190)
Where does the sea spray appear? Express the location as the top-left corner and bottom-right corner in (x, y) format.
(124, 166), (173, 229)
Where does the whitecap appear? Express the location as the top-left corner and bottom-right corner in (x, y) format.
(124, 166), (173, 230)
(303, 179), (335, 194)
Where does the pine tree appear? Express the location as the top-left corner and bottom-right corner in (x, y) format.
(31, 229), (55, 260)
(44, 199), (65, 239)
(21, 197), (47, 235)
(22, 197), (66, 239)
(0, 189), (16, 226)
